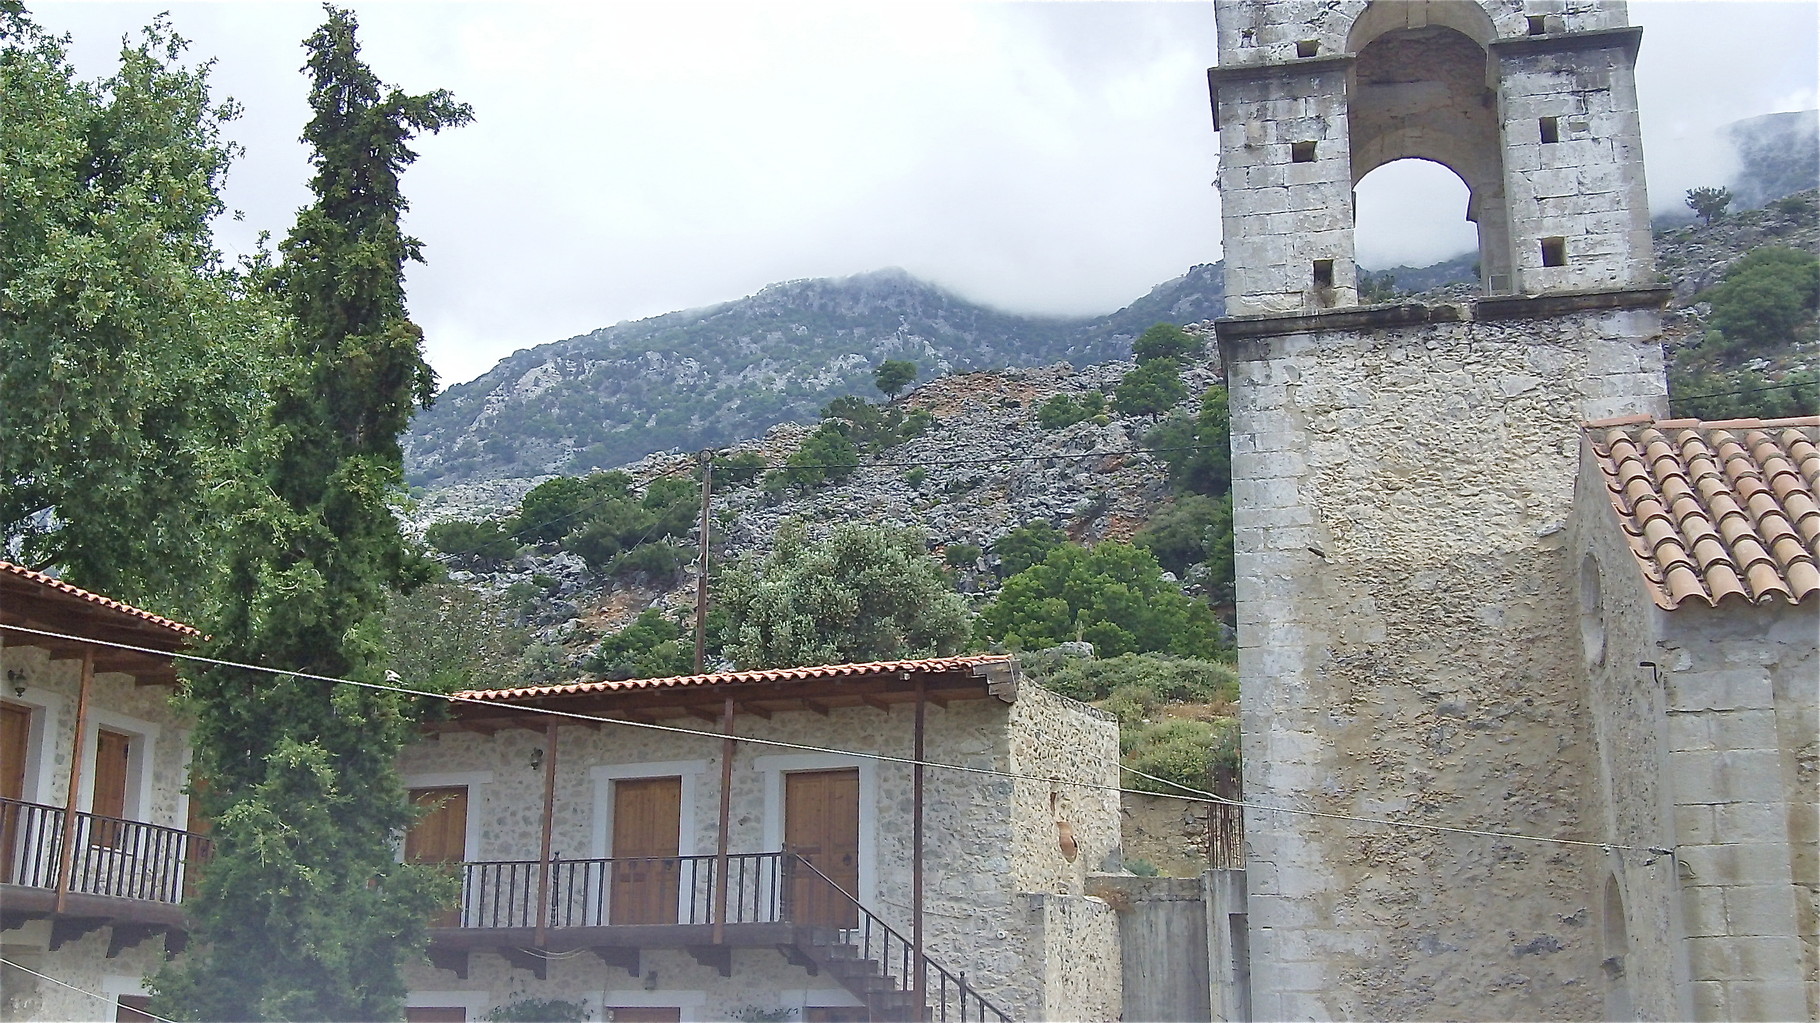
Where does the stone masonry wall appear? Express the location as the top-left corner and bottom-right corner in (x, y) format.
(1223, 305), (1666, 1020)
(1661, 600), (1818, 1022)
(396, 687), (1122, 1020)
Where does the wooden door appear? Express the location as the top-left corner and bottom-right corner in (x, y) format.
(1, 702), (27, 883)
(90, 728), (131, 847)
(407, 787), (468, 926)
(786, 768), (860, 928)
(404, 1008), (467, 1022)
(114, 994), (156, 1022)
(610, 777), (681, 924)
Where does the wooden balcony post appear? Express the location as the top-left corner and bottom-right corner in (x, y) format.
(53, 648), (94, 913)
(534, 719), (559, 947)
(712, 696), (734, 943)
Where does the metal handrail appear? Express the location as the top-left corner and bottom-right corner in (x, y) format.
(449, 851), (783, 929)
(786, 853), (1012, 1023)
(0, 795), (211, 904)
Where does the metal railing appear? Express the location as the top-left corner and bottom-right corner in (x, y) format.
(785, 855), (1012, 1023)
(451, 851), (783, 929)
(0, 795), (211, 905)
(442, 850), (1009, 1021)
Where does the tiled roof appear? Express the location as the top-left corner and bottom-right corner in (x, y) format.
(1585, 415), (1820, 609)
(457, 654), (1015, 703)
(0, 560), (202, 638)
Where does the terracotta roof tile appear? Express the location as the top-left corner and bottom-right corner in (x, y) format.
(0, 560), (201, 638)
(1585, 417), (1820, 609)
(456, 653), (1015, 703)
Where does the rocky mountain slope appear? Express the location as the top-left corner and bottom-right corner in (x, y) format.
(404, 264), (1225, 486)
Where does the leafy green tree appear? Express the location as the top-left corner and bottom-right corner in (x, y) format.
(1703, 246), (1820, 354)
(0, 9), (282, 616)
(1131, 322), (1201, 363)
(992, 522), (1067, 576)
(514, 471), (634, 544)
(977, 541), (1223, 658)
(1685, 185), (1733, 226)
(716, 522), (972, 668)
(1113, 359), (1187, 418)
(874, 359), (918, 398)
(1133, 494), (1226, 577)
(382, 580), (530, 692)
(1146, 386), (1232, 497)
(711, 451), (767, 488)
(153, 9), (471, 1021)
(584, 608), (694, 679)
(1670, 364), (1819, 420)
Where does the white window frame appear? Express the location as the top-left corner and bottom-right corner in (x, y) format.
(595, 987), (707, 1023)
(590, 760), (709, 860)
(2, 687), (60, 806)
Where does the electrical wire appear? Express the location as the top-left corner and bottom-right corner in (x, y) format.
(0, 622), (1660, 856)
(1671, 377), (1818, 403)
(0, 956), (178, 1023)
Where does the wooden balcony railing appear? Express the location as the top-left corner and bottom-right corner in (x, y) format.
(0, 795), (211, 906)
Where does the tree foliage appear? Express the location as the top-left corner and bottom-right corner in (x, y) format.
(584, 608), (695, 680)
(991, 522), (1067, 576)
(873, 358), (917, 398)
(716, 522), (972, 669)
(154, 9), (472, 1020)
(0, 9), (282, 616)
(1144, 386), (1232, 497)
(1033, 391), (1106, 430)
(1113, 359), (1187, 418)
(1702, 245), (1820, 354)
(1131, 322), (1201, 363)
(1685, 185), (1733, 226)
(977, 541), (1223, 658)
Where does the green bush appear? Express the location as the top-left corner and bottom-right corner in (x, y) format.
(1027, 652), (1238, 707)
(583, 609), (694, 680)
(943, 543), (982, 569)
(712, 451), (767, 488)
(764, 423), (860, 493)
(1121, 717), (1239, 795)
(1145, 386), (1231, 497)
(423, 518), (517, 562)
(904, 466), (928, 488)
(1703, 246), (1819, 355)
(609, 540), (688, 580)
(1034, 391), (1105, 430)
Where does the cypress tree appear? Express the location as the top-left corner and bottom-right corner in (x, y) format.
(152, 8), (471, 1020)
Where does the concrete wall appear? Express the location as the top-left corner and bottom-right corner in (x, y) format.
(1222, 304), (1665, 1020)
(396, 684), (1123, 1021)
(1088, 874), (1210, 1023)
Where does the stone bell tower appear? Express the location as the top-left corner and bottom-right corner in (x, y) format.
(1210, 2), (1670, 1019)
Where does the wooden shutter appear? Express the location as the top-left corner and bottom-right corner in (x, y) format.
(610, 776), (682, 924)
(90, 729), (131, 847)
(407, 787), (469, 926)
(786, 768), (860, 927)
(1, 703), (27, 882)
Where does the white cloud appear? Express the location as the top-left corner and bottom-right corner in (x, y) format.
(25, 1), (1818, 387)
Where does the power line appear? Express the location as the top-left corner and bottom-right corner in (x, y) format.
(0, 622), (1660, 856)
(1672, 377), (1818, 403)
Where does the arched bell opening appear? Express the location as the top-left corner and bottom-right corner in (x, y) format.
(1353, 158), (1479, 300)
(1346, 3), (1512, 296)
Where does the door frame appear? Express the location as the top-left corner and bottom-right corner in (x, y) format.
(589, 760), (708, 860)
(76, 708), (158, 824)
(755, 752), (878, 912)
(0, 691), (56, 806)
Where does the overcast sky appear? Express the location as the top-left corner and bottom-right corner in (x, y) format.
(29, 1), (1820, 388)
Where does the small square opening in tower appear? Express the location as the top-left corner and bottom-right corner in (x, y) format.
(1527, 15), (1548, 35)
(1540, 237), (1568, 267)
(1539, 116), (1560, 143)
(1295, 40), (1319, 58)
(1291, 141), (1317, 163)
(1313, 259), (1335, 289)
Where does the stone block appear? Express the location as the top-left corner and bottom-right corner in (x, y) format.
(1668, 668), (1776, 713)
(1724, 884), (1803, 936)
(1726, 981), (1810, 1021)
(1678, 843), (1798, 888)
(1676, 804), (1718, 846)
(1681, 883), (1727, 937)
(1714, 802), (1794, 846)
(1688, 980), (1728, 1019)
(1670, 748), (1786, 805)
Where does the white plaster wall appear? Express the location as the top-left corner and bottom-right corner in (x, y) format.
(1223, 308), (1665, 1020)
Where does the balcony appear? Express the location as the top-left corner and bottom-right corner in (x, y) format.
(0, 795), (211, 954)
(428, 851), (1009, 1022)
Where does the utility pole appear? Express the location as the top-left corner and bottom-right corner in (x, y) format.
(693, 450), (713, 673)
